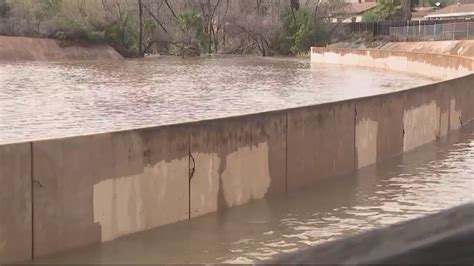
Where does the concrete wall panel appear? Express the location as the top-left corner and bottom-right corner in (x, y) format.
(358, 51), (375, 68)
(340, 53), (359, 67)
(434, 80), (457, 137)
(387, 53), (408, 73)
(371, 50), (390, 70)
(33, 135), (109, 257)
(324, 52), (341, 64)
(407, 53), (432, 77)
(0, 143), (32, 263)
(403, 86), (441, 152)
(310, 47), (324, 63)
(437, 75), (474, 129)
(33, 126), (189, 257)
(190, 113), (287, 218)
(287, 102), (355, 191)
(355, 94), (405, 168)
(93, 127), (189, 242)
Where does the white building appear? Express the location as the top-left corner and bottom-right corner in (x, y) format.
(424, 3), (474, 20)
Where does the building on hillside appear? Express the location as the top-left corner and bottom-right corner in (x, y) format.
(424, 3), (474, 20)
(345, 1), (378, 22)
(331, 0), (377, 23)
(411, 6), (436, 21)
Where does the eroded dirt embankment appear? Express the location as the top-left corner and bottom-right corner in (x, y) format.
(0, 36), (122, 61)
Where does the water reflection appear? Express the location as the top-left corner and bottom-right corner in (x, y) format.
(35, 125), (474, 264)
(0, 56), (436, 144)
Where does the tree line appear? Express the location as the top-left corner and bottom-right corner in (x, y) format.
(0, 0), (355, 57)
(0, 0), (446, 57)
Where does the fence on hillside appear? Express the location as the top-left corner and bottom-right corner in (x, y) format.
(389, 21), (474, 41)
(347, 20), (474, 41)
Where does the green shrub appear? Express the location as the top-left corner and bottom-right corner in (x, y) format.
(275, 8), (328, 55)
(176, 11), (208, 53)
(362, 0), (402, 22)
(104, 17), (139, 57)
(87, 31), (106, 43)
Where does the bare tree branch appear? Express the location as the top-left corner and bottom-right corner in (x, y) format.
(164, 0), (178, 19)
(143, 3), (169, 34)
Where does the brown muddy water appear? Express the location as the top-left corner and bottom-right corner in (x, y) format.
(33, 124), (474, 264)
(0, 56), (436, 144)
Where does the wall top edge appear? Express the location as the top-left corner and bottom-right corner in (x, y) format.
(311, 46), (474, 62)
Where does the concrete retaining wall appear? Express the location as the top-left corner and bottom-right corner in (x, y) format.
(311, 47), (473, 79)
(0, 143), (32, 263)
(190, 113), (286, 218)
(287, 102), (355, 191)
(32, 126), (190, 257)
(1, 48), (473, 262)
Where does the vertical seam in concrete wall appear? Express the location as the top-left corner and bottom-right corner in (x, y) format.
(188, 129), (191, 220)
(437, 89), (442, 140)
(402, 92), (407, 149)
(29, 142), (34, 261)
(448, 98), (452, 133)
(285, 112), (289, 193)
(353, 105), (357, 171)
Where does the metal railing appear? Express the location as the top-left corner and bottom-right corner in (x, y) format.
(389, 21), (474, 41)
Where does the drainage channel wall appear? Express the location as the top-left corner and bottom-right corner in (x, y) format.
(311, 47), (473, 79)
(1, 48), (473, 263)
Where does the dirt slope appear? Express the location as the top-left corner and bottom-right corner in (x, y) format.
(380, 40), (474, 57)
(0, 36), (122, 61)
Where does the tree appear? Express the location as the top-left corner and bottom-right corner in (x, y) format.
(138, 0), (143, 56)
(1, 0), (350, 57)
(363, 0), (402, 22)
(0, 0), (10, 18)
(176, 10), (207, 51)
(401, 0), (412, 21)
(198, 0), (221, 54)
(225, 0), (287, 56)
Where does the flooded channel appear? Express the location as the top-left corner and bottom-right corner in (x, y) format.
(3, 55), (471, 264)
(0, 56), (436, 144)
(35, 124), (474, 264)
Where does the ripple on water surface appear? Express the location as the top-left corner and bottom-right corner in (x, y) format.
(0, 56), (436, 143)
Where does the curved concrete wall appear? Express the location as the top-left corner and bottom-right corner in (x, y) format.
(0, 36), (122, 61)
(1, 48), (473, 263)
(311, 47), (473, 79)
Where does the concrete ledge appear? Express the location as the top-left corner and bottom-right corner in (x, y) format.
(269, 203), (474, 264)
